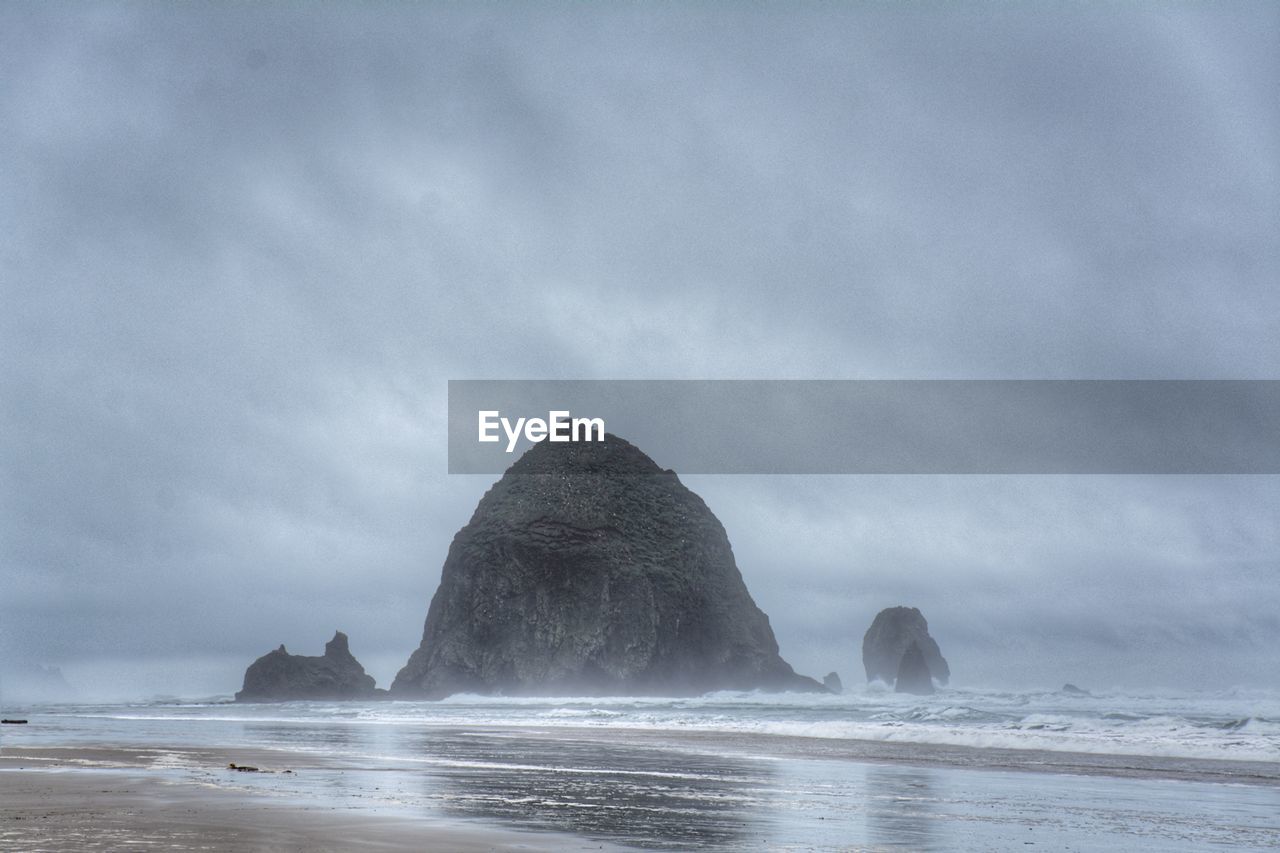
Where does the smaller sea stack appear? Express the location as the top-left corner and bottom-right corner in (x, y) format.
(235, 631), (379, 701)
(862, 606), (949, 686)
(893, 641), (935, 695)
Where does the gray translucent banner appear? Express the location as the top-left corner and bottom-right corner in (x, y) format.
(447, 380), (1280, 474)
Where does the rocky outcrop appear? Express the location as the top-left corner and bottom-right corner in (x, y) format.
(235, 631), (379, 701)
(894, 641), (934, 695)
(823, 672), (844, 694)
(862, 606), (949, 685)
(392, 433), (822, 698)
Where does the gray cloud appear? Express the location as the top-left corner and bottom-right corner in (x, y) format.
(2, 2), (1276, 696)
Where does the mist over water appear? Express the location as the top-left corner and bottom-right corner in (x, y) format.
(8, 687), (1278, 766)
(7, 471), (1277, 705)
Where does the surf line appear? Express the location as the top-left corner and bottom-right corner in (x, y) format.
(478, 410), (606, 453)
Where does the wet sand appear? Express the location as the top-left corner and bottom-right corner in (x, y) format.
(5, 732), (1279, 851)
(537, 724), (1280, 786)
(0, 748), (615, 852)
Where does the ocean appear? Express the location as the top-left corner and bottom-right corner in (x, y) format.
(4, 685), (1279, 850)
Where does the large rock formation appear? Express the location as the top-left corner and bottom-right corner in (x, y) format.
(392, 433), (821, 698)
(862, 606), (949, 686)
(235, 631), (379, 701)
(823, 672), (844, 694)
(893, 641), (935, 695)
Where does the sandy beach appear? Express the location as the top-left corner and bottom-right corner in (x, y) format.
(0, 773), (589, 852)
(0, 746), (617, 852)
(4, 721), (1279, 852)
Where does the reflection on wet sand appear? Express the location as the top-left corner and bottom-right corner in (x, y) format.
(243, 722), (365, 749)
(411, 732), (772, 849)
(864, 765), (940, 851)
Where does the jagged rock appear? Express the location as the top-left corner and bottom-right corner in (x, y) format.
(823, 672), (844, 694)
(862, 606), (949, 685)
(235, 631), (379, 701)
(392, 433), (822, 698)
(1061, 683), (1090, 696)
(894, 641), (934, 695)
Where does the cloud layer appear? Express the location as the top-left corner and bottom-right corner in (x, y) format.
(2, 3), (1276, 696)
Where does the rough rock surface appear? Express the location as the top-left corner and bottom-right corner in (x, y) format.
(862, 606), (950, 685)
(823, 672), (844, 694)
(235, 631), (378, 701)
(894, 641), (935, 695)
(392, 433), (822, 698)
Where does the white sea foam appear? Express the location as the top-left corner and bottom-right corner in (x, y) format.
(17, 686), (1279, 765)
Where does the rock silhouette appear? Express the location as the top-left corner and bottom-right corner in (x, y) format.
(392, 433), (822, 698)
(862, 606), (949, 685)
(823, 672), (844, 694)
(235, 631), (378, 701)
(894, 641), (935, 695)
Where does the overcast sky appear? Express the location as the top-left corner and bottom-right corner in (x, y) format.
(2, 2), (1277, 698)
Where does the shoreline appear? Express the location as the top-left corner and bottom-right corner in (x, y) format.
(6, 719), (1278, 786)
(523, 723), (1280, 787)
(0, 754), (617, 852)
(5, 729), (1279, 851)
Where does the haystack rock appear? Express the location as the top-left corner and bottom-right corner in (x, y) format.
(894, 641), (934, 695)
(862, 606), (949, 686)
(235, 631), (379, 701)
(392, 433), (822, 698)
